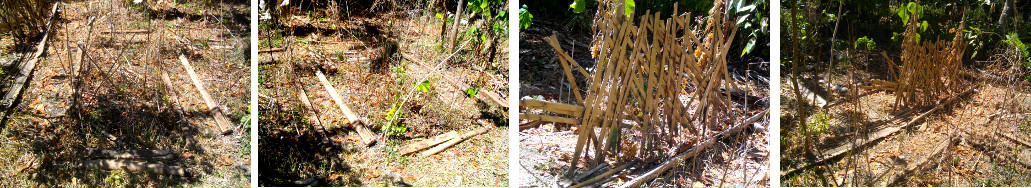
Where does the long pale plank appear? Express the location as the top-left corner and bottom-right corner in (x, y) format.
(314, 70), (375, 146)
(178, 55), (233, 134)
(75, 160), (190, 176)
(399, 131), (458, 155)
(1, 4), (58, 109)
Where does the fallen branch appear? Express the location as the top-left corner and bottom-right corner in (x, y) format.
(315, 70), (375, 146)
(84, 148), (178, 161)
(420, 121), (494, 157)
(402, 53), (508, 108)
(178, 55), (233, 134)
(783, 87), (976, 177)
(964, 136), (1031, 169)
(75, 160), (190, 176)
(399, 131), (458, 155)
(619, 109), (769, 188)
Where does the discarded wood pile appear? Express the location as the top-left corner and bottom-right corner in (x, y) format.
(521, 1), (765, 186)
(863, 1), (966, 108)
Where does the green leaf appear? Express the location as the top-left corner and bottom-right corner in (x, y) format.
(570, 0), (585, 13)
(741, 39), (755, 57)
(417, 80), (432, 93)
(465, 87), (479, 98)
(920, 21), (928, 32)
(624, 0), (636, 18)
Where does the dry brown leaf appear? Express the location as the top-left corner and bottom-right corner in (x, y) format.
(328, 173), (341, 181)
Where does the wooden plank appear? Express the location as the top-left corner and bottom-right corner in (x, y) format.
(619, 109), (768, 188)
(399, 131), (458, 155)
(783, 87), (976, 177)
(84, 148), (178, 161)
(75, 160), (190, 176)
(420, 121), (494, 157)
(259, 47), (286, 53)
(314, 70), (376, 146)
(100, 29), (150, 34)
(177, 55), (233, 134)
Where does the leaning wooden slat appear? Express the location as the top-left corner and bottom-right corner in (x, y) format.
(518, 113), (580, 125)
(178, 55), (234, 134)
(314, 70), (376, 146)
(400, 131), (458, 155)
(544, 35), (585, 105)
(84, 148), (178, 161)
(75, 160), (190, 176)
(619, 109), (769, 188)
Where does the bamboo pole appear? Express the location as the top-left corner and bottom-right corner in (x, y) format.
(314, 70), (376, 146)
(178, 55), (234, 134)
(420, 124), (493, 157)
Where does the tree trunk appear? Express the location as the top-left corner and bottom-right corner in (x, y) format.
(997, 0), (1014, 32)
(447, 0), (466, 54)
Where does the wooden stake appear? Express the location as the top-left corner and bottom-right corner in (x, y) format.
(314, 70), (376, 146)
(178, 55), (234, 134)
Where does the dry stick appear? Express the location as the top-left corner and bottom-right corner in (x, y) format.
(75, 159), (190, 176)
(420, 123), (494, 157)
(84, 148), (178, 161)
(881, 135), (957, 186)
(401, 53), (508, 108)
(964, 136), (1031, 169)
(178, 55), (234, 134)
(619, 109), (768, 188)
(782, 87), (977, 177)
(258, 47), (286, 53)
(294, 81), (328, 132)
(399, 131), (458, 155)
(1, 3), (58, 109)
(996, 132), (1031, 148)
(314, 70), (375, 146)
(570, 161), (636, 188)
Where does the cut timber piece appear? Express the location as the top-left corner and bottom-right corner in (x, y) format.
(519, 99), (585, 117)
(783, 87), (976, 177)
(519, 113), (579, 125)
(315, 70), (376, 146)
(570, 161), (635, 188)
(1, 4), (58, 109)
(178, 55), (233, 134)
(420, 121), (495, 157)
(880, 136), (957, 186)
(619, 109), (769, 188)
(399, 131), (458, 155)
(84, 148), (178, 161)
(404, 54), (508, 108)
(997, 132), (1031, 148)
(76, 160), (190, 176)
